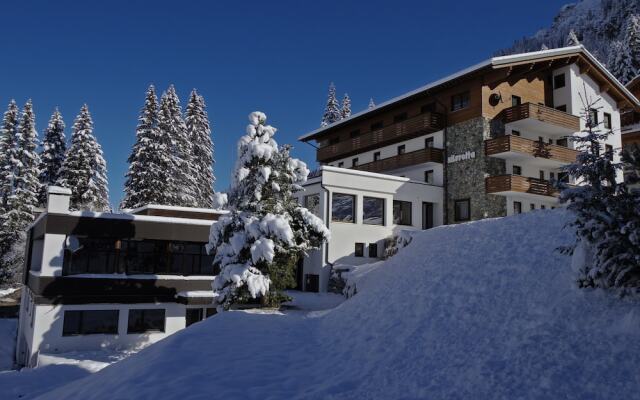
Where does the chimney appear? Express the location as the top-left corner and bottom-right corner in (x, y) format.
(46, 186), (72, 213)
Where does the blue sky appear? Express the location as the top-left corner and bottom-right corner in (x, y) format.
(0, 0), (567, 206)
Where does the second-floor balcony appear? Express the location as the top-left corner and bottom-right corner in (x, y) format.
(485, 135), (579, 168)
(503, 103), (580, 136)
(353, 147), (444, 174)
(485, 174), (559, 199)
(317, 112), (444, 163)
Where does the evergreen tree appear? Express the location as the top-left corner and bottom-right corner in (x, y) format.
(57, 105), (110, 211)
(0, 100), (19, 211)
(566, 29), (580, 46)
(341, 93), (351, 119)
(625, 14), (640, 76)
(207, 112), (330, 309)
(185, 90), (215, 208)
(368, 98), (376, 109)
(157, 85), (196, 206)
(540, 44), (549, 50)
(320, 83), (341, 127)
(37, 108), (66, 205)
(608, 40), (635, 84)
(121, 85), (164, 209)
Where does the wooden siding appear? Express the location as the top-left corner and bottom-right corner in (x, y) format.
(502, 103), (580, 132)
(482, 69), (548, 119)
(485, 175), (558, 197)
(317, 112), (444, 162)
(353, 147), (444, 174)
(485, 135), (578, 164)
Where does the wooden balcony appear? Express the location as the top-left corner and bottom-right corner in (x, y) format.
(485, 175), (559, 198)
(317, 112), (444, 162)
(503, 103), (580, 135)
(485, 135), (578, 165)
(353, 147), (443, 174)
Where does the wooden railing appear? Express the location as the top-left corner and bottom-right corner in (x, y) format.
(485, 175), (558, 197)
(353, 147), (444, 174)
(622, 111), (640, 128)
(317, 112), (444, 162)
(503, 103), (580, 132)
(485, 135), (578, 164)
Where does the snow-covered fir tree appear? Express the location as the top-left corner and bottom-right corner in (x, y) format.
(0, 100), (20, 211)
(341, 93), (351, 119)
(185, 89), (215, 208)
(37, 108), (66, 205)
(0, 100), (41, 287)
(368, 98), (376, 109)
(625, 14), (640, 76)
(157, 85), (196, 207)
(207, 112), (330, 309)
(560, 93), (640, 290)
(320, 83), (341, 127)
(541, 44), (549, 50)
(122, 85), (164, 209)
(566, 29), (580, 46)
(608, 40), (636, 84)
(57, 105), (110, 211)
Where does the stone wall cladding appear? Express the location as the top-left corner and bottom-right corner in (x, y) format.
(445, 116), (506, 224)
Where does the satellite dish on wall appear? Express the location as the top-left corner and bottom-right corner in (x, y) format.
(489, 93), (502, 107)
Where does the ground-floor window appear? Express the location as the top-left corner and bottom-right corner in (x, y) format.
(393, 200), (412, 225)
(363, 197), (384, 225)
(454, 199), (470, 222)
(355, 242), (364, 257)
(368, 243), (378, 258)
(186, 307), (217, 327)
(62, 310), (119, 336)
(332, 193), (356, 223)
(127, 309), (166, 333)
(514, 201), (522, 214)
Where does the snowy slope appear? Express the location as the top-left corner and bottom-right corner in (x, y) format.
(34, 210), (640, 400)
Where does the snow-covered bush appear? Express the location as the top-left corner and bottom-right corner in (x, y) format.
(382, 230), (414, 259)
(207, 112), (330, 309)
(561, 95), (640, 291)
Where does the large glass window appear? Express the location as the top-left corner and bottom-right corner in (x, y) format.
(393, 200), (412, 226)
(363, 197), (384, 225)
(304, 194), (321, 217)
(332, 193), (355, 223)
(65, 238), (119, 275)
(127, 309), (165, 333)
(63, 310), (119, 336)
(454, 199), (470, 222)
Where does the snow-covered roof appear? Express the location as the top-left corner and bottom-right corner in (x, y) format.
(320, 165), (410, 182)
(66, 210), (216, 226)
(299, 45), (640, 141)
(126, 204), (228, 215)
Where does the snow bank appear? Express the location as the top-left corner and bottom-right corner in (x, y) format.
(33, 210), (640, 400)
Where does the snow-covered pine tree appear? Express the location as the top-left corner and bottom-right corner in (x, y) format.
(608, 40), (635, 84)
(37, 108), (66, 205)
(0, 100), (20, 211)
(625, 14), (640, 77)
(341, 93), (351, 119)
(0, 100), (41, 287)
(560, 92), (640, 290)
(566, 29), (580, 46)
(207, 112), (330, 309)
(185, 89), (215, 208)
(541, 44), (550, 50)
(121, 85), (165, 209)
(157, 85), (196, 207)
(368, 98), (376, 109)
(320, 83), (342, 127)
(57, 105), (110, 211)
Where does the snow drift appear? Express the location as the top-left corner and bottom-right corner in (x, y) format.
(35, 210), (640, 400)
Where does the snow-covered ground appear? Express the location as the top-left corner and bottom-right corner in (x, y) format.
(22, 209), (640, 400)
(0, 319), (17, 370)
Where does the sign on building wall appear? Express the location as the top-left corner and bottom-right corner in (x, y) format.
(447, 151), (476, 163)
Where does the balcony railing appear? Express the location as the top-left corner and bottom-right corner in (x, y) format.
(317, 112), (444, 162)
(353, 147), (444, 174)
(485, 175), (558, 197)
(503, 103), (580, 133)
(485, 135), (578, 164)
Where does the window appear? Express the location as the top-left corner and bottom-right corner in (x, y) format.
(354, 243), (364, 257)
(541, 205), (546, 210)
(550, 172), (555, 181)
(304, 194), (321, 217)
(589, 109), (598, 127)
(605, 144), (613, 157)
(397, 145), (406, 155)
(556, 138), (568, 147)
(393, 200), (412, 225)
(393, 112), (408, 123)
(511, 130), (521, 137)
(370, 121), (383, 131)
(424, 170), (434, 184)
(421, 103), (436, 113)
(425, 137), (434, 148)
(127, 309), (165, 333)
(332, 193), (355, 223)
(186, 308), (203, 327)
(558, 172), (569, 184)
(454, 199), (470, 222)
(350, 129), (361, 138)
(556, 105), (567, 112)
(329, 137), (340, 145)
(604, 113), (612, 129)
(64, 237), (119, 275)
(539, 170), (545, 180)
(352, 158), (358, 167)
(512, 95), (521, 106)
(63, 310), (119, 336)
(205, 308), (217, 318)
(513, 201), (522, 214)
(368, 243), (378, 258)
(538, 136), (544, 143)
(373, 152), (381, 162)
(530, 204), (536, 211)
(338, 162), (344, 168)
(512, 165), (522, 175)
(451, 91), (470, 112)
(553, 73), (565, 89)
(363, 197), (384, 225)
(548, 138), (553, 144)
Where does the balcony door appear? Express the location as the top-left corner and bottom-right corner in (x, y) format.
(422, 202), (434, 230)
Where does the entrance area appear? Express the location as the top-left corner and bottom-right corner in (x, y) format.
(422, 202), (434, 229)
